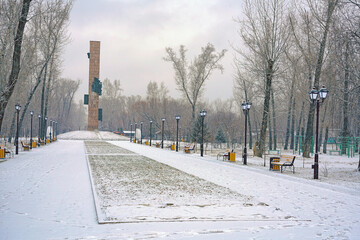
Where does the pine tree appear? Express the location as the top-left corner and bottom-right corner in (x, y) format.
(215, 128), (226, 143)
(191, 116), (210, 143)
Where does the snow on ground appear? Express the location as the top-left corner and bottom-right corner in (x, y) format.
(58, 130), (128, 140)
(85, 141), (280, 224)
(0, 130), (359, 239)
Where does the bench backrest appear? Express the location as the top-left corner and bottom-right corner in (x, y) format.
(280, 155), (295, 163)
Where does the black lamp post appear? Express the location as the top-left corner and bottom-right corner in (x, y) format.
(49, 120), (52, 142)
(140, 121), (143, 144)
(241, 101), (251, 165)
(200, 110), (207, 157)
(30, 111), (34, 149)
(309, 85), (329, 179)
(130, 123), (133, 142)
(44, 117), (48, 145)
(161, 118), (165, 148)
(176, 115), (180, 152)
(55, 121), (57, 140)
(38, 114), (41, 144)
(149, 120), (153, 146)
(134, 122), (137, 143)
(15, 104), (21, 155)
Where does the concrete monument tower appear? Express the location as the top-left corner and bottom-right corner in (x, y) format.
(87, 41), (101, 131)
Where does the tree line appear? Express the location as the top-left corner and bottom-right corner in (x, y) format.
(0, 0), (83, 140)
(0, 0), (359, 162)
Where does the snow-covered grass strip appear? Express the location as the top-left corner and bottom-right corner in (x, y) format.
(85, 141), (134, 154)
(86, 153), (293, 223)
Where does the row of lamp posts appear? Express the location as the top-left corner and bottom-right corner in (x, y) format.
(128, 85), (328, 180)
(14, 104), (58, 155)
(130, 110), (207, 156)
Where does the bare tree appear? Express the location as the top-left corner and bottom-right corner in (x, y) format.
(301, 0), (339, 158)
(0, 0), (32, 132)
(235, 0), (290, 157)
(164, 43), (226, 122)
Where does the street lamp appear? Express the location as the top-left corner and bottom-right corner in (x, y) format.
(161, 118), (165, 148)
(149, 120), (153, 146)
(134, 122), (137, 143)
(176, 115), (180, 152)
(44, 117), (48, 145)
(55, 121), (57, 140)
(241, 101), (251, 165)
(49, 120), (52, 142)
(38, 114), (41, 145)
(200, 110), (207, 157)
(309, 85), (329, 179)
(15, 104), (21, 154)
(140, 121), (143, 144)
(130, 123), (133, 142)
(30, 111), (34, 149)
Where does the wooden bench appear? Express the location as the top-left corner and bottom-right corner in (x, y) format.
(217, 149), (231, 161)
(21, 141), (30, 151)
(270, 155), (296, 173)
(184, 143), (195, 153)
(1, 144), (15, 159)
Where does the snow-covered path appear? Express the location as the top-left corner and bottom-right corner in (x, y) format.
(0, 138), (359, 239)
(113, 141), (360, 239)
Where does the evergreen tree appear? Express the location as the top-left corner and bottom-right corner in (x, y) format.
(215, 128), (226, 143)
(191, 115), (210, 143)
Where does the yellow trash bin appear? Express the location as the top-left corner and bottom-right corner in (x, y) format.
(229, 152), (236, 162)
(145, 141), (149, 145)
(46, 139), (50, 144)
(32, 142), (37, 148)
(0, 149), (5, 159)
(171, 144), (175, 151)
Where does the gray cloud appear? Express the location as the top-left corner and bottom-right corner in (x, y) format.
(62, 0), (243, 102)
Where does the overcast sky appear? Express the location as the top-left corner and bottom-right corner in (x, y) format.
(61, 0), (244, 102)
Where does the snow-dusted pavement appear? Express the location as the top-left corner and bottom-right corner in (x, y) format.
(0, 136), (359, 239)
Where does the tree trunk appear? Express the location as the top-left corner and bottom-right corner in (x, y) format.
(303, 0), (338, 158)
(295, 102), (305, 152)
(323, 126), (329, 154)
(290, 98), (296, 150)
(0, 0), (32, 132)
(255, 59), (274, 157)
(7, 111), (17, 143)
(284, 91), (294, 150)
(341, 39), (350, 155)
(269, 116), (272, 150)
(271, 88), (277, 150)
(40, 63), (48, 140)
